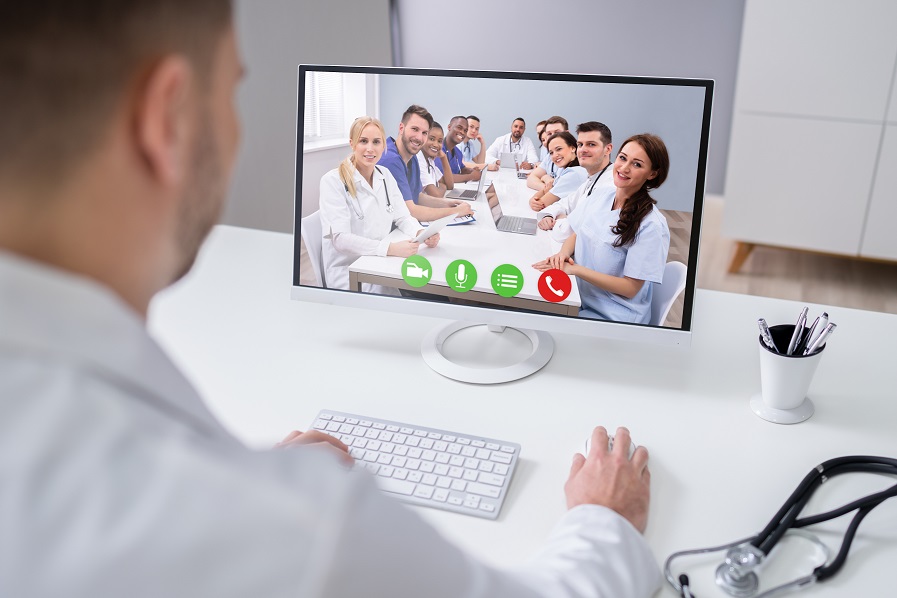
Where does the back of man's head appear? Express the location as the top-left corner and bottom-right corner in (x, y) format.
(0, 1), (233, 188)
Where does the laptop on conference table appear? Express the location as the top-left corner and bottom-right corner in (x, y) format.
(444, 166), (487, 200)
(486, 185), (537, 235)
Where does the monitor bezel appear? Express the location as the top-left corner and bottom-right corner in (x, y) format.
(292, 64), (713, 347)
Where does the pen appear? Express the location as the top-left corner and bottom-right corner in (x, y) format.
(758, 318), (779, 353)
(787, 307), (808, 355)
(803, 312), (828, 355)
(797, 314), (820, 354)
(806, 322), (836, 355)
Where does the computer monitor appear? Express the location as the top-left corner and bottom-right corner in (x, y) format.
(293, 65), (712, 383)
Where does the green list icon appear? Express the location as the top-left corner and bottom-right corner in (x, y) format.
(446, 260), (477, 293)
(401, 255), (432, 288)
(491, 264), (524, 297)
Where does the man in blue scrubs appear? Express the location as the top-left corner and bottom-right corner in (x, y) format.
(442, 115), (482, 183)
(379, 105), (471, 221)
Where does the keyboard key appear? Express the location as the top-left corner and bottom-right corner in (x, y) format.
(386, 425), (399, 432)
(478, 472), (505, 487)
(433, 489), (449, 502)
(493, 463), (509, 476)
(448, 495), (464, 506)
(433, 441), (448, 452)
(379, 477), (414, 496)
(420, 450), (436, 461)
(346, 418), (359, 425)
(461, 446), (476, 457)
(448, 467), (463, 478)
(365, 463), (380, 474)
(319, 414), (333, 420)
(436, 477), (452, 489)
(379, 466), (394, 478)
(422, 474), (437, 486)
(427, 433), (442, 440)
(408, 471), (423, 483)
(326, 422), (340, 432)
(490, 452), (512, 464)
(359, 420), (372, 427)
(392, 456), (407, 468)
(463, 495), (481, 509)
(479, 503), (496, 513)
(313, 420), (327, 430)
(420, 462), (435, 473)
(419, 439), (434, 449)
(400, 427), (413, 434)
(451, 480), (467, 492)
(472, 440), (485, 448)
(393, 445), (408, 456)
(476, 448), (491, 460)
(457, 438), (471, 445)
(378, 431), (393, 442)
(434, 453), (450, 464)
(449, 455), (465, 467)
(500, 446), (515, 453)
(466, 482), (501, 499)
(447, 444), (462, 455)
(478, 461), (494, 473)
(333, 416), (346, 423)
(413, 486), (434, 499)
(373, 423), (385, 430)
(486, 443), (499, 450)
(393, 469), (408, 480)
(462, 470), (478, 482)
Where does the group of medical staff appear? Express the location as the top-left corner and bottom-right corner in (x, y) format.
(315, 104), (672, 326)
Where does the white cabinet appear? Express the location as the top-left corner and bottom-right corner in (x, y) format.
(861, 125), (897, 260)
(722, 0), (897, 271)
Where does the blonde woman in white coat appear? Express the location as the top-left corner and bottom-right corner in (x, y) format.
(319, 117), (440, 292)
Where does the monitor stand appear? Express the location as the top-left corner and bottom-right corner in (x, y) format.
(421, 321), (554, 384)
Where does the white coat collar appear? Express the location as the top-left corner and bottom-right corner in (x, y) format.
(0, 250), (233, 441)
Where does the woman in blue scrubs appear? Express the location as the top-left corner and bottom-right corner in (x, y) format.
(528, 131), (588, 212)
(533, 134), (671, 324)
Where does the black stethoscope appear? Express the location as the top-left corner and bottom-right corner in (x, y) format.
(342, 166), (393, 219)
(665, 455), (897, 597)
(586, 162), (612, 196)
(508, 138), (522, 153)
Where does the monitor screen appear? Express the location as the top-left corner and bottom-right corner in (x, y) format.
(293, 65), (712, 353)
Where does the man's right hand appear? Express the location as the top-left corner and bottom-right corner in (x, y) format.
(538, 216), (555, 230)
(453, 202), (473, 216)
(564, 426), (650, 533)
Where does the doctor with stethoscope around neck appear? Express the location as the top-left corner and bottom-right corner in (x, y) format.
(319, 117), (440, 293)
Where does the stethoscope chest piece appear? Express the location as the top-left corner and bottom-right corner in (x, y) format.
(715, 544), (763, 597)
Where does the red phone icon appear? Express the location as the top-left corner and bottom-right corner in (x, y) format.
(537, 269), (571, 302)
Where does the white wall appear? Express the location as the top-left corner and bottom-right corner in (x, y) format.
(222, 0), (392, 233)
(394, 0), (745, 197)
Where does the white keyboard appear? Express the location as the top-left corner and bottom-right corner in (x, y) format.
(312, 410), (520, 520)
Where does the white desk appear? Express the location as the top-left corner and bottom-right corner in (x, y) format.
(149, 225), (897, 597)
(348, 169), (582, 315)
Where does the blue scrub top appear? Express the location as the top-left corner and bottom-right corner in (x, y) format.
(551, 166), (588, 199)
(568, 187), (670, 324)
(540, 153), (558, 176)
(443, 143), (464, 175)
(461, 139), (481, 162)
(378, 137), (422, 203)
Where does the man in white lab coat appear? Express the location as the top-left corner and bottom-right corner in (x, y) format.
(0, 2), (661, 597)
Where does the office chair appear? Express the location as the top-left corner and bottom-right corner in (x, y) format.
(650, 261), (687, 326)
(301, 211), (326, 288)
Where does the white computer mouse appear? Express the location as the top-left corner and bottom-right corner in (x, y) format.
(585, 435), (636, 460)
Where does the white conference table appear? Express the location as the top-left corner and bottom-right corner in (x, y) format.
(348, 169), (582, 316)
(149, 225), (897, 597)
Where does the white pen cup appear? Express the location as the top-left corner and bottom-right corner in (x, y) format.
(756, 324), (826, 419)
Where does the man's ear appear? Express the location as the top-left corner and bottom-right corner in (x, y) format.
(134, 56), (194, 188)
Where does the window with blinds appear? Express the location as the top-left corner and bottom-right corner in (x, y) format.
(304, 72), (345, 143)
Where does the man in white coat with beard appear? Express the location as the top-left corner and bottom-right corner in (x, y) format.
(0, 2), (661, 596)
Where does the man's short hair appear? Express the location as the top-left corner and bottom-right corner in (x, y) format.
(576, 121), (613, 145)
(0, 0), (234, 185)
(545, 115), (569, 130)
(466, 115), (480, 123)
(513, 117), (526, 125)
(536, 120), (547, 129)
(449, 115), (467, 126)
(401, 105), (434, 128)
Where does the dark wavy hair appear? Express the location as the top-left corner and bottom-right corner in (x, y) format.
(545, 131), (580, 168)
(611, 134), (669, 248)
